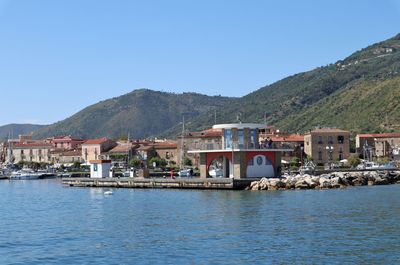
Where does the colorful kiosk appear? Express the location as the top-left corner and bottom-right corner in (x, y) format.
(188, 123), (292, 179)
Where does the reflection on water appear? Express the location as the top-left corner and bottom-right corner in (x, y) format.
(0, 179), (399, 264)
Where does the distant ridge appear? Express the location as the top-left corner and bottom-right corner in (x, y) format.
(0, 124), (46, 140)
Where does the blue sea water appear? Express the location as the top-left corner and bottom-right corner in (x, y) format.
(0, 179), (399, 264)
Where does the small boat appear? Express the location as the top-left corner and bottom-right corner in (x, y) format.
(209, 168), (223, 178)
(104, 190), (114, 195)
(9, 169), (41, 180)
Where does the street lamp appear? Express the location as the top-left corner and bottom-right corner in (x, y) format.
(326, 145), (334, 167)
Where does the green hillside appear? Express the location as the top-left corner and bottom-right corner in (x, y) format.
(178, 33), (400, 135)
(32, 33), (400, 139)
(33, 89), (236, 139)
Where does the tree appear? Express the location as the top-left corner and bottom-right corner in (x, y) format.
(148, 156), (167, 168)
(183, 157), (193, 167)
(347, 154), (361, 168)
(128, 157), (142, 168)
(72, 161), (81, 169)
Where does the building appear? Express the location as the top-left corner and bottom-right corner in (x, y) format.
(188, 123), (291, 179)
(304, 128), (350, 165)
(177, 128), (223, 167)
(47, 136), (84, 150)
(81, 137), (117, 163)
(134, 140), (178, 167)
(12, 142), (53, 164)
(50, 149), (83, 165)
(356, 133), (400, 160)
(105, 141), (138, 168)
(90, 160), (112, 178)
(270, 134), (305, 162)
(152, 141), (178, 165)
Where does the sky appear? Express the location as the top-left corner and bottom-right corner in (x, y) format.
(0, 0), (399, 126)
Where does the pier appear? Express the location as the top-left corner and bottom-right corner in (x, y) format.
(62, 177), (258, 190)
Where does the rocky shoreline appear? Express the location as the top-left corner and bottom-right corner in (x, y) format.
(247, 171), (400, 191)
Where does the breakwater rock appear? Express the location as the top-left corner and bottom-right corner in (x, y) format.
(247, 171), (400, 191)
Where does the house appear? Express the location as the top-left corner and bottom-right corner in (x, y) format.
(105, 141), (138, 168)
(356, 133), (400, 160)
(47, 136), (84, 150)
(81, 137), (117, 163)
(131, 140), (178, 167)
(304, 128), (350, 165)
(12, 142), (53, 164)
(50, 149), (83, 164)
(269, 134), (305, 162)
(177, 128), (223, 167)
(188, 123), (291, 179)
(153, 141), (178, 165)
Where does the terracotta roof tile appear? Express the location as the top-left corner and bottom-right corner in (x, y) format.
(83, 137), (110, 145)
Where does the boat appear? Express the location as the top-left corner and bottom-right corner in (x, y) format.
(9, 169), (41, 180)
(357, 161), (397, 170)
(209, 168), (223, 178)
(104, 190), (114, 195)
(178, 169), (192, 177)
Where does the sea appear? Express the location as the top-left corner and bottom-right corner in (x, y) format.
(0, 179), (399, 265)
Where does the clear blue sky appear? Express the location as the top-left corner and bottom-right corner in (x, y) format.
(0, 0), (399, 126)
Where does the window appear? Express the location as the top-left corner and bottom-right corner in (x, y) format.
(224, 129), (232, 149)
(93, 164), (98, 172)
(250, 129), (257, 148)
(238, 130), (244, 148)
(318, 136), (323, 144)
(338, 135), (344, 144)
(328, 136), (333, 144)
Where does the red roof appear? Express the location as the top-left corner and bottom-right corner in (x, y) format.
(13, 142), (52, 148)
(358, 133), (400, 138)
(83, 137), (110, 145)
(153, 141), (177, 149)
(185, 128), (222, 138)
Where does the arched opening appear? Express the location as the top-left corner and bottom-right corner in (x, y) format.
(246, 155), (274, 178)
(207, 155), (231, 178)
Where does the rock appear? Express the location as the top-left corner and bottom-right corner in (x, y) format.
(295, 180), (309, 189)
(319, 177), (331, 189)
(374, 177), (389, 185)
(352, 176), (367, 186)
(268, 179), (286, 190)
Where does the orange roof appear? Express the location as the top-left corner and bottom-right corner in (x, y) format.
(83, 137), (110, 145)
(108, 144), (135, 153)
(185, 128), (222, 138)
(153, 141), (177, 149)
(270, 134), (305, 142)
(358, 133), (400, 138)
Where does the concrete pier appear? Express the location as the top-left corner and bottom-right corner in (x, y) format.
(62, 177), (258, 190)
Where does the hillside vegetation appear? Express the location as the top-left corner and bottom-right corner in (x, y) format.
(30, 33), (400, 139)
(33, 89), (236, 139)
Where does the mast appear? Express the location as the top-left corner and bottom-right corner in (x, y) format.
(180, 116), (185, 169)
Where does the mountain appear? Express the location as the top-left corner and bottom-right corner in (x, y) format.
(0, 124), (47, 140)
(33, 89), (237, 139)
(34, 33), (400, 139)
(179, 33), (400, 135)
